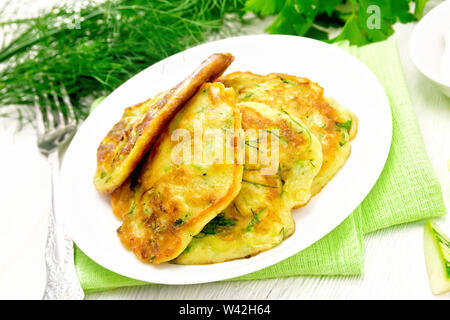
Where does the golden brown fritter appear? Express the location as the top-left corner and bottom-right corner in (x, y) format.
(219, 72), (358, 196)
(115, 82), (243, 264)
(94, 53), (234, 194)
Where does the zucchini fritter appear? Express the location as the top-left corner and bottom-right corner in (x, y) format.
(116, 82), (243, 264)
(94, 53), (234, 194)
(219, 72), (358, 196)
(174, 101), (322, 264)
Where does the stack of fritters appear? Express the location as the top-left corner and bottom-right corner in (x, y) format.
(94, 54), (358, 265)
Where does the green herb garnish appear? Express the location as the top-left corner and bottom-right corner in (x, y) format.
(192, 164), (205, 173)
(336, 120), (352, 131)
(233, 203), (242, 215)
(279, 77), (302, 90)
(242, 179), (278, 189)
(246, 208), (266, 232)
(163, 167), (171, 173)
(173, 219), (184, 227)
(339, 132), (347, 146)
(202, 213), (237, 235)
(280, 106), (312, 148)
(277, 163), (286, 197)
(173, 214), (189, 227)
(245, 140), (260, 150)
(242, 92), (254, 100)
(126, 203), (137, 216)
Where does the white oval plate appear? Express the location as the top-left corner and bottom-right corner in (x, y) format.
(61, 35), (392, 285)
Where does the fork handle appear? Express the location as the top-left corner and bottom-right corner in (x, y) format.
(42, 151), (84, 300)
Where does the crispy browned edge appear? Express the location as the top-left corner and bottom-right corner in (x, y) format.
(95, 53), (234, 194)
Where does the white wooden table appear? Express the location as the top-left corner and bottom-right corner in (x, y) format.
(0, 0), (449, 300)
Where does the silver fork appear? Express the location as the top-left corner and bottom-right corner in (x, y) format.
(34, 83), (84, 300)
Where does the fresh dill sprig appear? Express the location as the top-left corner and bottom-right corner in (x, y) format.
(202, 213), (237, 235)
(0, 0), (246, 126)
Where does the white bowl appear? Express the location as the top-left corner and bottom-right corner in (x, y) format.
(410, 0), (450, 97)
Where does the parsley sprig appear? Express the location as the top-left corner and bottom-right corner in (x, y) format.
(245, 0), (428, 45)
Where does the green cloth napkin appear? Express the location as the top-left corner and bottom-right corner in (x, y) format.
(74, 38), (447, 294)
